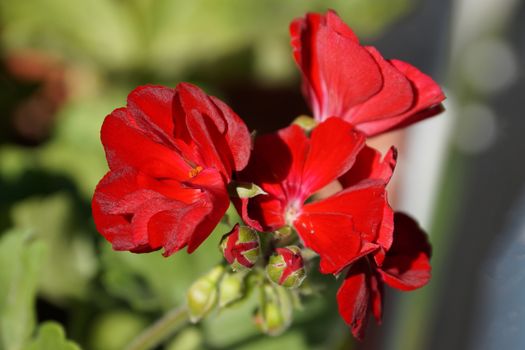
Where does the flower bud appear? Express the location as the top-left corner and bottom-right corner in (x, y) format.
(220, 224), (261, 271)
(274, 225), (293, 239)
(253, 284), (293, 336)
(218, 271), (246, 308)
(292, 115), (317, 132)
(266, 246), (306, 289)
(186, 266), (224, 323)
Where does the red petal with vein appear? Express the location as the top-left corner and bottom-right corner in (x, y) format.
(101, 108), (191, 181)
(374, 198), (395, 264)
(349, 47), (413, 124)
(239, 124), (304, 194)
(92, 168), (194, 252)
(337, 259), (372, 341)
(239, 195), (286, 233)
(379, 213), (432, 291)
(174, 83), (251, 176)
(296, 180), (388, 274)
(235, 124), (307, 229)
(186, 168), (230, 252)
(291, 11), (383, 121)
(339, 145), (397, 188)
(302, 118), (365, 194)
(357, 60), (445, 136)
(148, 169), (229, 255)
(126, 85), (176, 140)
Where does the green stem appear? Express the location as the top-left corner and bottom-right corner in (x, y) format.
(125, 306), (189, 350)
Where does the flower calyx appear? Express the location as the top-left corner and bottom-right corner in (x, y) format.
(220, 224), (261, 272)
(266, 246), (306, 289)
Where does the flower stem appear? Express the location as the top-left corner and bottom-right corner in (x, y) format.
(125, 306), (189, 350)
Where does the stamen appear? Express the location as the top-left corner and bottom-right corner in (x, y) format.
(189, 165), (203, 178)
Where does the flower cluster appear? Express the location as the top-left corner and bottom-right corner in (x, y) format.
(92, 10), (444, 340)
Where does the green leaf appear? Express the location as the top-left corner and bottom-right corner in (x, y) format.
(88, 311), (147, 350)
(0, 230), (45, 350)
(232, 182), (267, 199)
(23, 322), (81, 350)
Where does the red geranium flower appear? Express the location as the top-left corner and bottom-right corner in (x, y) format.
(92, 83), (251, 256)
(337, 212), (432, 340)
(236, 118), (394, 275)
(290, 10), (446, 136)
(334, 146), (431, 339)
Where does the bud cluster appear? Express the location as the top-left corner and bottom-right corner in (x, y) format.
(216, 223), (309, 336)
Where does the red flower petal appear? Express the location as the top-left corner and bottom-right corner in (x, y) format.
(174, 83), (251, 177)
(357, 60), (445, 136)
(92, 167), (191, 252)
(235, 124), (302, 231)
(126, 85), (176, 139)
(350, 47), (414, 125)
(148, 168), (229, 255)
(94, 83), (250, 256)
(378, 213), (432, 291)
(296, 180), (388, 274)
(237, 195), (286, 233)
(238, 119), (365, 231)
(291, 11), (383, 121)
(370, 269), (384, 324)
(337, 259), (376, 341)
(302, 118), (365, 194)
(339, 145), (397, 189)
(101, 107), (191, 181)
(92, 166), (229, 256)
(290, 11), (445, 136)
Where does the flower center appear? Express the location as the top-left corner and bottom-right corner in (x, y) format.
(285, 200), (302, 226)
(188, 165), (203, 178)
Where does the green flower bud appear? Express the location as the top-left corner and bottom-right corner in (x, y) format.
(274, 225), (293, 239)
(220, 224), (261, 271)
(218, 271), (246, 308)
(186, 266), (224, 323)
(266, 246), (306, 289)
(292, 115), (317, 132)
(253, 284), (293, 336)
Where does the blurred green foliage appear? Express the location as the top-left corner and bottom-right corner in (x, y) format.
(0, 1), (415, 349)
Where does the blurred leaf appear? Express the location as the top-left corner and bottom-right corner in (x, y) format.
(23, 322), (81, 350)
(202, 284), (261, 348)
(166, 327), (202, 350)
(101, 218), (232, 311)
(0, 230), (45, 350)
(38, 91), (126, 200)
(1, 0), (412, 81)
(11, 194), (97, 301)
(235, 331), (307, 350)
(0, 0), (139, 70)
(88, 311), (147, 350)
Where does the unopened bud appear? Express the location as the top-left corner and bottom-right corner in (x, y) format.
(274, 225), (293, 239)
(218, 271), (246, 308)
(220, 224), (261, 271)
(253, 285), (293, 336)
(186, 266), (224, 322)
(292, 115), (317, 132)
(266, 246), (306, 289)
